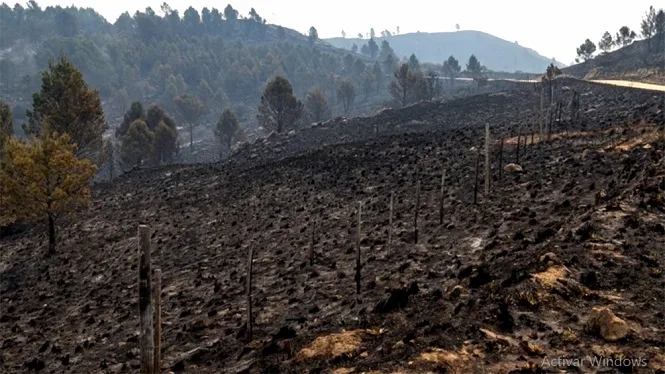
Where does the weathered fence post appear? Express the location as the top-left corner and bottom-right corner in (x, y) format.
(414, 180), (421, 244)
(153, 268), (162, 374)
(355, 202), (362, 294)
(246, 241), (254, 342)
(439, 170), (446, 225)
(388, 192), (394, 251)
(485, 123), (490, 198)
(138, 225), (154, 374)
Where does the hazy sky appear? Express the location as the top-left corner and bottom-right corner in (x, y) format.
(35, 0), (657, 64)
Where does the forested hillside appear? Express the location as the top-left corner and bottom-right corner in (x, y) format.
(0, 2), (395, 127)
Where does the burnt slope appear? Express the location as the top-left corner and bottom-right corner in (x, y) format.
(0, 80), (664, 373)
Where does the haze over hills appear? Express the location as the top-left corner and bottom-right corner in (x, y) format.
(326, 30), (566, 74)
(0, 3), (386, 126)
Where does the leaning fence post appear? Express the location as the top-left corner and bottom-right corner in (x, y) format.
(138, 225), (154, 374)
(246, 241), (254, 342)
(355, 202), (362, 294)
(153, 268), (162, 373)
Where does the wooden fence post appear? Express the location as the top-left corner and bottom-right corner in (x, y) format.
(246, 241), (254, 343)
(138, 225), (154, 374)
(153, 268), (162, 373)
(439, 170), (446, 225)
(388, 192), (393, 252)
(355, 202), (362, 294)
(485, 123), (490, 198)
(414, 180), (420, 244)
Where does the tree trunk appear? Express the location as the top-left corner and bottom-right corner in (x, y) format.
(48, 214), (56, 254)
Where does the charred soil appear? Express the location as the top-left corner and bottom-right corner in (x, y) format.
(1, 80), (665, 373)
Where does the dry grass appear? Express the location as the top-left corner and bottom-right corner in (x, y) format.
(605, 131), (663, 152)
(502, 124), (661, 147)
(331, 368), (356, 374)
(296, 330), (365, 361)
(532, 266), (569, 289)
(415, 348), (475, 373)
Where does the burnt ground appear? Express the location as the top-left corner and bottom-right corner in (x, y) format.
(1, 80), (665, 374)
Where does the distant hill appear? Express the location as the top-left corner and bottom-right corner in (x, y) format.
(325, 30), (565, 74)
(563, 39), (665, 85)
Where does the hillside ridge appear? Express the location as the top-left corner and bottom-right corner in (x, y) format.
(325, 30), (565, 73)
